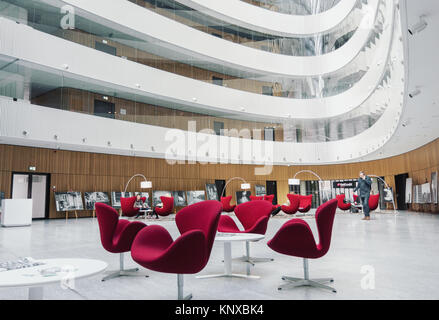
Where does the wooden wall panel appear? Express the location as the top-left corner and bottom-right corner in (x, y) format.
(1, 138), (439, 219)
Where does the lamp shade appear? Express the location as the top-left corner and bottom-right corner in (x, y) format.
(141, 181), (152, 189)
(241, 183), (251, 190)
(288, 179), (300, 185)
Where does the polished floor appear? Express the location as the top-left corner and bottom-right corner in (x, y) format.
(0, 210), (438, 300)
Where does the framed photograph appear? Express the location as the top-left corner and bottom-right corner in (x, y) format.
(431, 172), (438, 204)
(172, 191), (186, 206)
(0, 191), (5, 211)
(255, 185), (266, 197)
(205, 184), (218, 201)
(405, 178), (413, 204)
(186, 191), (206, 205)
(383, 188), (394, 203)
(421, 183), (431, 204)
(111, 192), (133, 209)
(54, 192), (84, 212)
(152, 191), (172, 207)
(236, 191), (251, 204)
(84, 192), (110, 210)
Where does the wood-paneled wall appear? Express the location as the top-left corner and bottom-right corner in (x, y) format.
(1, 138), (438, 219)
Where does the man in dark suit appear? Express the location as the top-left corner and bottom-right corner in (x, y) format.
(354, 171), (372, 220)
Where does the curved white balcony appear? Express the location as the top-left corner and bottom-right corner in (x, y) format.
(0, 1), (395, 121)
(57, 0), (384, 77)
(174, 0), (358, 37)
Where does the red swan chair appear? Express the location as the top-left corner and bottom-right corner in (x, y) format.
(120, 196), (146, 217)
(220, 196), (236, 212)
(263, 194), (281, 211)
(131, 200), (222, 300)
(95, 203), (147, 281)
(267, 199), (338, 292)
(369, 194), (380, 211)
(336, 194), (351, 211)
(281, 194), (300, 215)
(218, 200), (274, 265)
(155, 196), (174, 216)
(298, 195), (313, 213)
(354, 194), (380, 211)
(250, 195), (264, 201)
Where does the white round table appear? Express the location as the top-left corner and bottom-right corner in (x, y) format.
(197, 233), (264, 279)
(0, 258), (108, 300)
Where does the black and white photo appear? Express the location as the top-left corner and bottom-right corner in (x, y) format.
(421, 183), (431, 204)
(152, 191), (172, 207)
(431, 172), (438, 204)
(383, 188), (393, 203)
(255, 185), (266, 196)
(84, 192), (110, 210)
(236, 191), (251, 204)
(0, 191), (4, 211)
(172, 191), (186, 206)
(111, 192), (133, 209)
(205, 184), (218, 201)
(54, 192), (84, 211)
(186, 191), (205, 205)
(405, 178), (413, 204)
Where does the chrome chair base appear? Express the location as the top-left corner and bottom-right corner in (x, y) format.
(102, 253), (148, 281)
(277, 258), (336, 293)
(232, 256), (274, 266)
(177, 274), (193, 300)
(278, 276), (336, 293)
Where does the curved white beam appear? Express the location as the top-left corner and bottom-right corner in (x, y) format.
(57, 0), (382, 77)
(174, 0), (358, 37)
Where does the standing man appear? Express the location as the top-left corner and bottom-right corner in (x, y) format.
(354, 171), (372, 220)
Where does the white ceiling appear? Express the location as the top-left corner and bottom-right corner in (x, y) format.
(359, 0), (439, 162)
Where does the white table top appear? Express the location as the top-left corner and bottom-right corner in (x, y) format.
(216, 233), (265, 242)
(0, 258), (108, 288)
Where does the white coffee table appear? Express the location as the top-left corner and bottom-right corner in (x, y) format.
(197, 233), (264, 279)
(0, 258), (107, 300)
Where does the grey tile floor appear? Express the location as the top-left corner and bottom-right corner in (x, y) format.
(0, 210), (438, 300)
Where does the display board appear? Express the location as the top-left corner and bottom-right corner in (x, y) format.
(405, 178), (413, 204)
(236, 191), (251, 204)
(205, 184), (219, 201)
(152, 191), (172, 207)
(255, 185), (266, 196)
(54, 192), (84, 211)
(84, 192), (110, 210)
(111, 192), (133, 209)
(431, 172), (438, 204)
(186, 191), (206, 205)
(172, 191), (186, 206)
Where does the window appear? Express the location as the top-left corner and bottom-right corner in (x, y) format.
(212, 76), (223, 86)
(95, 41), (117, 56)
(214, 121), (224, 136)
(94, 100), (115, 119)
(262, 86), (273, 96)
(264, 127), (275, 141)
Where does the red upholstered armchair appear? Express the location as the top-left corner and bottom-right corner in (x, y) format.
(336, 194), (351, 211)
(369, 194), (380, 211)
(220, 196), (236, 212)
(281, 194), (300, 215)
(263, 194), (280, 211)
(267, 199), (338, 292)
(95, 203), (147, 281)
(250, 195), (264, 201)
(131, 200), (222, 300)
(298, 195), (313, 213)
(218, 200), (274, 264)
(155, 196), (174, 216)
(120, 196), (145, 217)
(353, 194), (380, 211)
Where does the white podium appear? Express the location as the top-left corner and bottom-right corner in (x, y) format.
(1, 199), (32, 227)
